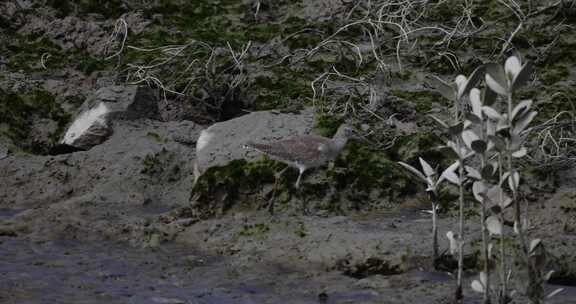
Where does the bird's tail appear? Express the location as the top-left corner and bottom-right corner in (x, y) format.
(243, 141), (257, 150)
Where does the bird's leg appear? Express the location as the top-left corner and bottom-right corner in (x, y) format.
(295, 171), (302, 190)
(296, 168), (310, 215)
(267, 166), (288, 215)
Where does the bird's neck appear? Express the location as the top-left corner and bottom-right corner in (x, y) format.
(331, 134), (349, 152)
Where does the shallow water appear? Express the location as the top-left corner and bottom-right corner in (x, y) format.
(0, 237), (382, 304)
(1, 236), (574, 303)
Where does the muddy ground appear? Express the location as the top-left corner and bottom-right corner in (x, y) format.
(1, 0), (576, 303)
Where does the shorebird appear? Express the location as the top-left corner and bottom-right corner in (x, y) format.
(244, 124), (361, 212)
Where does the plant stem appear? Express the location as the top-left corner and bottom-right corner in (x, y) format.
(453, 95), (464, 302)
(480, 123), (491, 304)
(498, 154), (507, 304)
(507, 92), (541, 303)
(432, 202), (438, 262)
(456, 143), (465, 302)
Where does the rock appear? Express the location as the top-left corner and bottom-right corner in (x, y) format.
(0, 138), (9, 160)
(194, 108), (315, 183)
(61, 85), (158, 150)
(29, 118), (58, 148)
(121, 12), (151, 35)
(0, 119), (201, 243)
(31, 16), (108, 56)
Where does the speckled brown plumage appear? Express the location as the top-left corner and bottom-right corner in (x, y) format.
(244, 124), (358, 189)
(246, 135), (331, 166)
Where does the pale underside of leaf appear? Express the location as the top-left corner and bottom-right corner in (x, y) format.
(469, 88), (483, 119)
(419, 157), (436, 177)
(398, 161), (427, 183)
(482, 106), (502, 120)
(529, 238), (542, 253)
(505, 56), (522, 81)
(485, 62), (508, 96)
(486, 216), (503, 235)
(511, 99), (533, 121)
(455, 75), (468, 99)
(441, 161), (461, 185)
(471, 280), (484, 293)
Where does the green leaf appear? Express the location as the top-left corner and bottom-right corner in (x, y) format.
(488, 135), (506, 151)
(483, 86), (497, 106)
(465, 113), (481, 125)
(419, 157), (436, 177)
(398, 161), (427, 183)
(438, 145), (458, 159)
(448, 122), (464, 136)
(481, 163), (496, 179)
(461, 66), (485, 99)
(471, 140), (487, 154)
(512, 61), (533, 91)
(485, 63), (508, 96)
(513, 111), (537, 134)
(509, 134), (523, 151)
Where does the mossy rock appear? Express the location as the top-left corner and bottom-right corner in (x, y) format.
(389, 132), (445, 164)
(44, 0), (127, 18)
(191, 158), (279, 216)
(0, 88), (70, 154)
(330, 142), (418, 206)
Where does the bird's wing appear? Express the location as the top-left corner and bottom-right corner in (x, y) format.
(247, 135), (330, 163)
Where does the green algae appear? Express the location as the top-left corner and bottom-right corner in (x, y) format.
(313, 113), (345, 137)
(238, 222), (271, 237)
(331, 142), (417, 201)
(3, 33), (109, 76)
(191, 158), (278, 215)
(540, 64), (570, 85)
(0, 89), (70, 154)
(391, 89), (443, 113)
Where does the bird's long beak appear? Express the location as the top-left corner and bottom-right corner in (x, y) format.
(353, 130), (375, 145)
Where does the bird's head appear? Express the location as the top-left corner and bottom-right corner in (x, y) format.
(335, 124), (360, 139)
